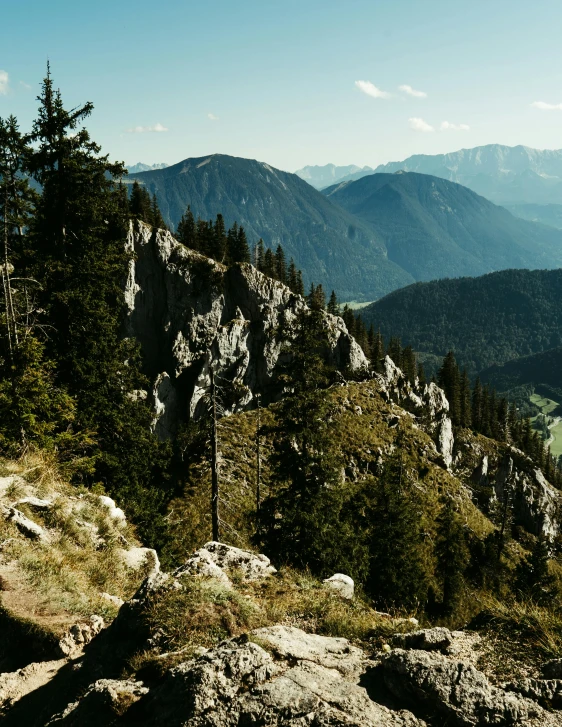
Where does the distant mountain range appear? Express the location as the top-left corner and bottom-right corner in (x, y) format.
(126, 162), (169, 174)
(373, 144), (562, 211)
(324, 172), (562, 281)
(504, 203), (562, 230)
(130, 156), (562, 302)
(294, 163), (373, 189)
(360, 269), (562, 375)
(129, 155), (412, 301)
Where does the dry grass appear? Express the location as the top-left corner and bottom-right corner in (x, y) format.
(0, 451), (145, 625)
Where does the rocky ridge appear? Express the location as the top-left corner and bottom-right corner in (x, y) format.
(124, 221), (368, 437)
(3, 542), (562, 725)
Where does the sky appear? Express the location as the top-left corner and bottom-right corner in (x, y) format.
(2, 0), (562, 172)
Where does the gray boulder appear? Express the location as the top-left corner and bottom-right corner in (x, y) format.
(46, 679), (148, 725)
(323, 572), (355, 600)
(382, 648), (540, 726)
(392, 627), (453, 652)
(174, 541), (276, 585)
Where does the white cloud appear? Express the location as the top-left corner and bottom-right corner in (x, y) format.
(208, 113), (219, 121)
(399, 84), (427, 98)
(355, 80), (391, 99)
(531, 101), (562, 110)
(440, 120), (470, 131)
(0, 70), (9, 95)
(19, 80), (31, 90)
(409, 117), (434, 132)
(125, 122), (169, 133)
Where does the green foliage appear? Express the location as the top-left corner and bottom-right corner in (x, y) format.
(363, 448), (430, 611)
(435, 496), (470, 615)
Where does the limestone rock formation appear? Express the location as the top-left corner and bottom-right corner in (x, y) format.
(382, 648), (541, 726)
(124, 221), (368, 434)
(323, 572), (355, 599)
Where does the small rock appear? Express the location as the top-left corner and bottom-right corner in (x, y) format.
(47, 679), (148, 725)
(58, 615), (105, 657)
(98, 495), (126, 524)
(1, 505), (49, 542)
(323, 572), (354, 599)
(392, 627), (453, 652)
(13, 497), (53, 510)
(99, 592), (125, 608)
(174, 541), (276, 585)
(119, 547), (160, 576)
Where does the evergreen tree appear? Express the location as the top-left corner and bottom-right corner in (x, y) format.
(435, 496), (470, 615)
(365, 447), (429, 610)
(402, 346), (417, 383)
(295, 270), (305, 296)
(150, 192), (166, 229)
(259, 308), (355, 576)
(515, 534), (556, 605)
(129, 181), (152, 223)
(27, 67), (173, 549)
(274, 244), (287, 283)
(227, 223), (250, 264)
(255, 238), (265, 271)
(211, 214), (227, 262)
(459, 370), (472, 428)
(176, 205), (197, 250)
(263, 247), (276, 277)
(327, 290), (339, 316)
(341, 305), (355, 336)
(287, 258), (299, 293)
(387, 337), (403, 369)
(371, 329), (385, 372)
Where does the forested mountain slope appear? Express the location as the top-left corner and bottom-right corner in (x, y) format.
(361, 269), (562, 375)
(324, 172), (562, 280)
(480, 347), (562, 396)
(128, 155), (412, 301)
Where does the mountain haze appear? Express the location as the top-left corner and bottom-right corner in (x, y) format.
(324, 172), (562, 281)
(126, 162), (169, 174)
(480, 347), (562, 397)
(294, 163), (373, 189)
(129, 154), (412, 301)
(373, 144), (562, 208)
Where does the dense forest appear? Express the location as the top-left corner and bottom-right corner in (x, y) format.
(361, 269), (562, 375)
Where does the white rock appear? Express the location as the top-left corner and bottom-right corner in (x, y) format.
(1, 505), (49, 542)
(323, 572), (354, 600)
(119, 547), (160, 576)
(58, 616), (105, 657)
(13, 497), (53, 510)
(99, 592), (125, 608)
(98, 495), (126, 524)
(174, 541), (276, 585)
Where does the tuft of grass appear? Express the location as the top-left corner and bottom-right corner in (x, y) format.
(471, 595), (562, 681)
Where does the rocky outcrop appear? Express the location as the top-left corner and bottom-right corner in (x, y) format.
(47, 679), (149, 725)
(173, 541), (277, 586)
(124, 221), (368, 434)
(110, 627), (425, 727)
(323, 572), (355, 599)
(382, 648), (541, 726)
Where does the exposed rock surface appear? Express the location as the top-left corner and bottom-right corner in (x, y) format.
(323, 572), (355, 599)
(382, 648), (542, 726)
(124, 221), (368, 432)
(392, 628), (453, 652)
(136, 628), (425, 726)
(173, 540), (277, 585)
(58, 616), (105, 658)
(1, 505), (49, 542)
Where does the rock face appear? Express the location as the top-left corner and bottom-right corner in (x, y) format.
(137, 627), (425, 727)
(124, 221), (368, 434)
(382, 648), (540, 726)
(174, 541), (277, 586)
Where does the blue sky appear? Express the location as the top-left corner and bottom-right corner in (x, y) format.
(2, 0), (562, 171)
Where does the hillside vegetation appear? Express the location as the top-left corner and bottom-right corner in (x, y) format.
(361, 268), (562, 376)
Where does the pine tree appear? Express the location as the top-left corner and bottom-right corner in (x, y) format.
(150, 192), (166, 229)
(295, 270), (305, 296)
(327, 290), (339, 316)
(274, 244), (287, 283)
(402, 346), (417, 383)
(365, 447), (429, 610)
(129, 181), (152, 223)
(211, 214), (227, 262)
(176, 205), (197, 250)
(263, 247), (276, 277)
(472, 378), (483, 432)
(341, 305), (355, 336)
(287, 258), (299, 293)
(459, 370), (472, 428)
(387, 337), (403, 369)
(27, 67), (173, 549)
(259, 308), (352, 576)
(227, 223), (250, 264)
(371, 330), (385, 372)
(435, 496), (469, 615)
(515, 534), (556, 605)
(255, 238), (265, 271)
